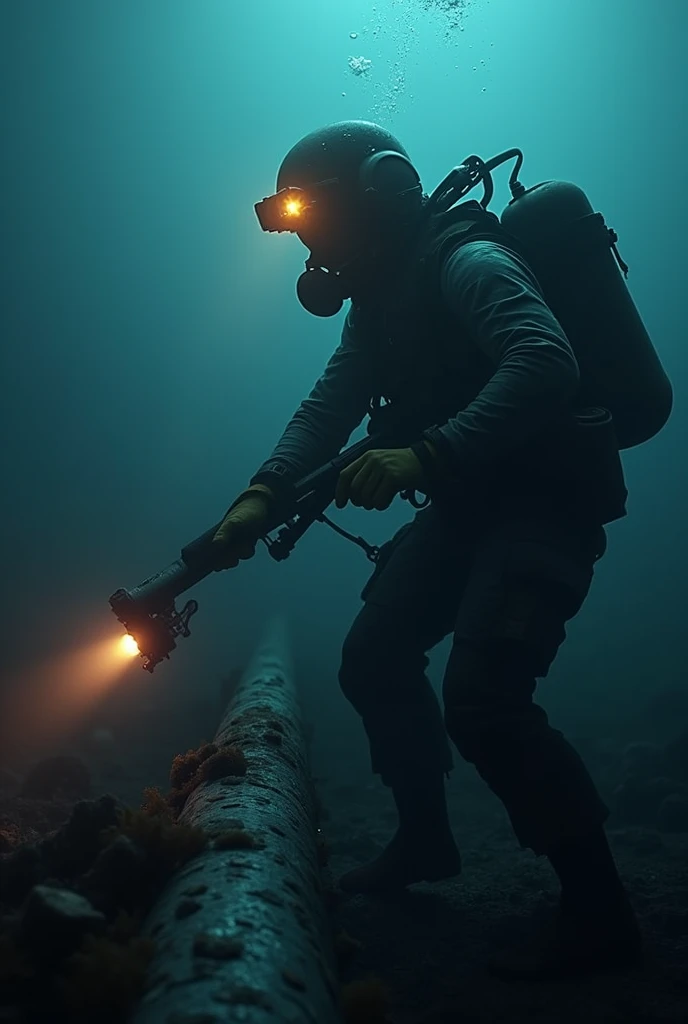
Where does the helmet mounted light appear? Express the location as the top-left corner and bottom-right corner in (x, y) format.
(254, 178), (339, 233)
(255, 122), (428, 316)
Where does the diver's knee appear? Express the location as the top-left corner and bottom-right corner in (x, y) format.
(444, 703), (485, 764)
(338, 604), (425, 707)
(338, 605), (389, 704)
(442, 640), (537, 763)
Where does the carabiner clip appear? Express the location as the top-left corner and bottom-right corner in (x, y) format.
(400, 489), (431, 510)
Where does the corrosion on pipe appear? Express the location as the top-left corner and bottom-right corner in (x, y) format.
(131, 618), (341, 1024)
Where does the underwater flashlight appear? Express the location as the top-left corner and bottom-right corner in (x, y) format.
(120, 634), (140, 658)
(109, 586), (198, 672)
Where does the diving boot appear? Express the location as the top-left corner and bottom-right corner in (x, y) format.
(339, 823), (462, 894)
(338, 766), (461, 894)
(488, 891), (643, 981)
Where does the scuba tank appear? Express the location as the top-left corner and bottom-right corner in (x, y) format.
(425, 151), (673, 450)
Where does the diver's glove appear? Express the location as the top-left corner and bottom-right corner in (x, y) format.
(334, 442), (442, 511)
(212, 484), (275, 569)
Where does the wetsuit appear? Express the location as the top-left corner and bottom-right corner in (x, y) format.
(250, 239), (611, 854)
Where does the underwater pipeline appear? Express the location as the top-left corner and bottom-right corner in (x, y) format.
(130, 618), (341, 1024)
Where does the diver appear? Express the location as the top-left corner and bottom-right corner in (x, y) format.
(211, 121), (672, 980)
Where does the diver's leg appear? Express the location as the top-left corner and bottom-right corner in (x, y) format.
(442, 518), (641, 978)
(337, 508), (466, 893)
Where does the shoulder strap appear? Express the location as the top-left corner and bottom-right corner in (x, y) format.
(420, 200), (530, 276)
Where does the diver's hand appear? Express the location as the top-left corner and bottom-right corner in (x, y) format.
(212, 485), (274, 569)
(334, 447), (425, 511)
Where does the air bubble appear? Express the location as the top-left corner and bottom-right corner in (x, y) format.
(350, 32), (358, 39)
(348, 55), (373, 76)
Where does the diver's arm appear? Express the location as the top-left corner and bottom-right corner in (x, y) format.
(248, 312), (373, 501)
(423, 239), (580, 472)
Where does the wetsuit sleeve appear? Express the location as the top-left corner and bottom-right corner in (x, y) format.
(423, 239), (580, 471)
(249, 311), (372, 498)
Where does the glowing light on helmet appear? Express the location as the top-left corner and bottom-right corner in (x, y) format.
(284, 197), (303, 218)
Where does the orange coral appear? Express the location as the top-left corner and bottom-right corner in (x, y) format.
(103, 806), (207, 874)
(169, 742), (217, 790)
(166, 742), (247, 817)
(199, 746), (247, 783)
(140, 786), (172, 818)
(0, 823), (22, 853)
